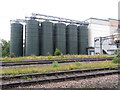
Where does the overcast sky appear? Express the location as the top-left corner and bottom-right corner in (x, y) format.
(0, 0), (119, 41)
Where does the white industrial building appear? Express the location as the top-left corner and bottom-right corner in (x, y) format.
(87, 18), (118, 55)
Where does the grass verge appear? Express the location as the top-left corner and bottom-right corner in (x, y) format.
(1, 61), (118, 76)
(0, 55), (116, 61)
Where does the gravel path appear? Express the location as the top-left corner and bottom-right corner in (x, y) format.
(18, 74), (119, 89)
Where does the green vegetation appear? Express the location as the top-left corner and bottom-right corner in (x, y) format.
(0, 39), (10, 57)
(1, 61), (118, 76)
(75, 61), (82, 67)
(54, 48), (62, 56)
(112, 57), (120, 64)
(47, 52), (52, 59)
(114, 50), (118, 55)
(0, 54), (116, 61)
(43, 70), (49, 73)
(9, 53), (15, 58)
(47, 52), (51, 56)
(21, 76), (32, 80)
(52, 61), (60, 67)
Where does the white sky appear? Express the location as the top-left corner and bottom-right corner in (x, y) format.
(0, 0), (119, 41)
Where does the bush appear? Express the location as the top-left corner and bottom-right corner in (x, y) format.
(47, 56), (52, 59)
(114, 50), (118, 55)
(43, 70), (49, 73)
(75, 62), (82, 67)
(112, 57), (120, 64)
(69, 66), (74, 70)
(60, 53), (65, 58)
(47, 52), (52, 59)
(52, 61), (59, 67)
(54, 48), (62, 56)
(9, 53), (15, 58)
(47, 52), (51, 56)
(30, 70), (38, 73)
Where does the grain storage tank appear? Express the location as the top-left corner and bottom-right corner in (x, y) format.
(25, 20), (39, 56)
(0, 40), (1, 57)
(10, 23), (23, 56)
(41, 21), (54, 56)
(39, 25), (42, 55)
(54, 23), (66, 54)
(23, 25), (26, 56)
(66, 24), (78, 54)
(78, 24), (89, 54)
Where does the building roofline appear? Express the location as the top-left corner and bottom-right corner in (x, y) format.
(108, 18), (118, 21)
(84, 17), (118, 22)
(90, 17), (109, 21)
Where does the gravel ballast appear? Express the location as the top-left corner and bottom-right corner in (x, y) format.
(18, 74), (119, 88)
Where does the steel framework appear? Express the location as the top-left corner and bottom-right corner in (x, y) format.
(10, 13), (89, 25)
(94, 33), (120, 54)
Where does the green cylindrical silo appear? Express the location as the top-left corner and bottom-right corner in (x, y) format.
(41, 21), (53, 56)
(10, 23), (23, 56)
(39, 26), (42, 55)
(66, 24), (78, 54)
(78, 24), (89, 54)
(54, 23), (66, 54)
(25, 20), (39, 56)
(0, 40), (2, 57)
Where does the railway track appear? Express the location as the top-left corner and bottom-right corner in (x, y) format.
(1, 66), (119, 89)
(1, 57), (114, 66)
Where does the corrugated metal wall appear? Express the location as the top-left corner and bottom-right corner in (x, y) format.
(10, 23), (23, 56)
(66, 24), (78, 54)
(25, 20), (39, 56)
(41, 21), (54, 55)
(54, 23), (66, 54)
(78, 25), (89, 54)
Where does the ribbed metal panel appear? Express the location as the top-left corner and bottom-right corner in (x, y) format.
(41, 21), (53, 56)
(10, 23), (23, 56)
(66, 24), (78, 54)
(24, 25), (26, 56)
(39, 26), (42, 55)
(25, 20), (39, 56)
(78, 25), (88, 54)
(0, 42), (2, 57)
(54, 23), (66, 54)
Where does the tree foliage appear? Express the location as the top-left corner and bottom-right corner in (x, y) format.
(0, 39), (10, 57)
